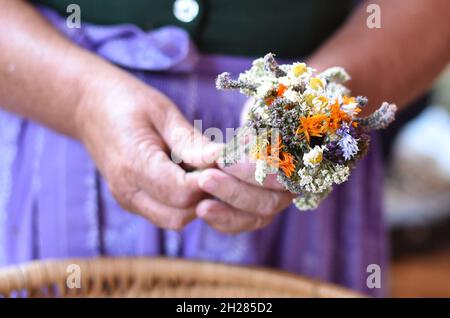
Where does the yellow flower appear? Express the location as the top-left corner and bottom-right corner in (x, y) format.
(304, 93), (315, 107)
(303, 145), (325, 168)
(311, 152), (323, 165)
(250, 135), (269, 160)
(292, 63), (307, 77)
(312, 95), (329, 112)
(309, 77), (325, 90)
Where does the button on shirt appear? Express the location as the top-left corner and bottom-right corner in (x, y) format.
(173, 0), (199, 23)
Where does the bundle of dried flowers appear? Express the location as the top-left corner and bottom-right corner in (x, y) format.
(217, 53), (397, 210)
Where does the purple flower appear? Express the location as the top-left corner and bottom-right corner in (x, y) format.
(323, 140), (343, 164)
(337, 123), (359, 160)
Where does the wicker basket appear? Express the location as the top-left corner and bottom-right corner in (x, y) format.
(0, 257), (363, 298)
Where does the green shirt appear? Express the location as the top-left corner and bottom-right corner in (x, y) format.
(32, 0), (353, 58)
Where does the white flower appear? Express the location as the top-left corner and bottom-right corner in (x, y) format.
(283, 88), (303, 104)
(239, 58), (267, 82)
(279, 64), (291, 74)
(279, 75), (303, 88)
(292, 63), (315, 78)
(293, 195), (320, 210)
(331, 165), (350, 184)
(298, 166), (330, 193)
(260, 108), (270, 122)
(324, 82), (350, 101)
(291, 62), (307, 77)
(312, 95), (329, 113)
(303, 79), (326, 96)
(256, 82), (275, 99)
(279, 63), (315, 88)
(341, 100), (360, 116)
(297, 162), (349, 194)
(238, 58), (281, 87)
(303, 145), (326, 168)
(255, 159), (275, 184)
(299, 102), (310, 114)
(319, 67), (350, 84)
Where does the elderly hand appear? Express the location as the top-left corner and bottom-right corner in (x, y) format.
(196, 160), (296, 234)
(76, 75), (220, 230)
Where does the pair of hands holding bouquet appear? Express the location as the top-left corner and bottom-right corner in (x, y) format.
(90, 54), (395, 234)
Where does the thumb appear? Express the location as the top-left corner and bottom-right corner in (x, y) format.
(170, 131), (224, 168)
(151, 100), (223, 168)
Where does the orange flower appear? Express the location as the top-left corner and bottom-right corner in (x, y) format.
(265, 97), (275, 106)
(276, 83), (287, 97)
(327, 99), (351, 132)
(279, 151), (296, 177)
(264, 84), (286, 105)
(296, 113), (328, 144)
(252, 136), (296, 177)
(265, 136), (282, 164)
(251, 136), (280, 162)
(342, 96), (356, 105)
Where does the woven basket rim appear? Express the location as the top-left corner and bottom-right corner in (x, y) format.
(0, 257), (365, 298)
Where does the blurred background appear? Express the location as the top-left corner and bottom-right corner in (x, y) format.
(384, 66), (450, 297)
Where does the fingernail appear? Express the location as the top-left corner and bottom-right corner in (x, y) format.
(200, 178), (219, 192)
(206, 143), (224, 160)
(209, 142), (224, 154)
(196, 200), (217, 219)
(196, 206), (209, 218)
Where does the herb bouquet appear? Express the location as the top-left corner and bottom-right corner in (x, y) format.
(216, 53), (397, 210)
